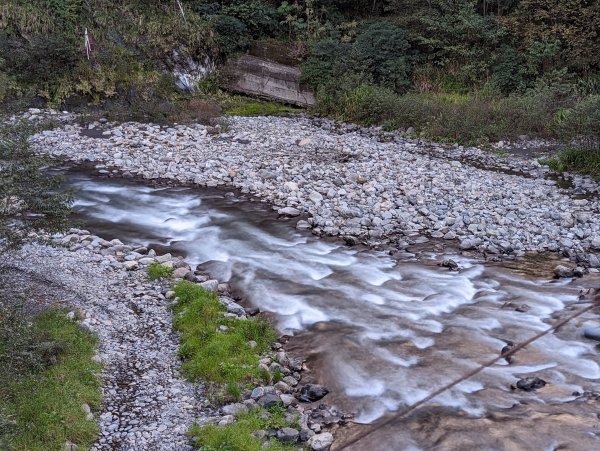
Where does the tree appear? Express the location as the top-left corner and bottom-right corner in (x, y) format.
(501, 0), (600, 73)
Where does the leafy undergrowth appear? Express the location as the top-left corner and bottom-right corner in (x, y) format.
(172, 281), (276, 389)
(189, 406), (296, 451)
(0, 307), (101, 451)
(223, 96), (301, 117)
(147, 262), (175, 280)
(545, 148), (600, 179)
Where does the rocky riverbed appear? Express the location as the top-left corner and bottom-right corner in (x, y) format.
(10, 229), (342, 450)
(25, 109), (600, 269)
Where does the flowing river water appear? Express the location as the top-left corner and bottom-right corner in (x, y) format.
(65, 170), (600, 450)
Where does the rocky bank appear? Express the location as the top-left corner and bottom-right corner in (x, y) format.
(11, 228), (342, 450)
(23, 109), (600, 269)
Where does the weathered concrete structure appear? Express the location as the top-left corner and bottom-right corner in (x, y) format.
(225, 55), (315, 107)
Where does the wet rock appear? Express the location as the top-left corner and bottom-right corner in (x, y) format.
(515, 377), (546, 391)
(515, 304), (530, 313)
(440, 259), (459, 270)
(245, 307), (260, 316)
(307, 432), (334, 451)
(583, 326), (600, 341)
(300, 428), (315, 442)
(299, 384), (329, 402)
(276, 427), (299, 443)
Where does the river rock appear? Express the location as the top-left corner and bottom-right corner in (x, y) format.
(308, 432), (334, 451)
(222, 403), (248, 416)
(299, 384), (329, 402)
(515, 377), (546, 391)
(276, 427), (299, 443)
(257, 393), (282, 408)
(200, 279), (219, 292)
(583, 326), (600, 341)
(278, 207), (301, 217)
(554, 265), (574, 278)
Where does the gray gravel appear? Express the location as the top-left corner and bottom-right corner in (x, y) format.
(13, 231), (201, 451)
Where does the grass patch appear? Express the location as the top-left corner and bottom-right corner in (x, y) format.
(223, 96), (301, 117)
(189, 405), (296, 451)
(0, 307), (101, 451)
(545, 148), (600, 179)
(172, 281), (277, 386)
(147, 262), (174, 280)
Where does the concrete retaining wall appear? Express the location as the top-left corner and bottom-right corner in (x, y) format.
(224, 55), (315, 107)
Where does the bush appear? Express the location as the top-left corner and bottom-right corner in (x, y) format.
(350, 22), (411, 93)
(147, 262), (175, 280)
(554, 96), (600, 151)
(212, 15), (250, 59)
(545, 148), (600, 179)
(222, 2), (280, 38)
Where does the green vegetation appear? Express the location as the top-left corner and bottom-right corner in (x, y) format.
(172, 281), (277, 387)
(170, 281), (300, 450)
(189, 406), (296, 451)
(223, 97), (300, 116)
(1, 0), (598, 153)
(147, 262), (175, 280)
(545, 149), (600, 180)
(0, 306), (101, 450)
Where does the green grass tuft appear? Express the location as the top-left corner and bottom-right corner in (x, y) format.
(223, 97), (301, 117)
(0, 308), (101, 451)
(544, 148), (600, 179)
(189, 406), (295, 451)
(172, 281), (277, 385)
(147, 262), (174, 280)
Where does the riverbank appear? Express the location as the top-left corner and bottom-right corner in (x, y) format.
(26, 109), (600, 270)
(5, 228), (343, 450)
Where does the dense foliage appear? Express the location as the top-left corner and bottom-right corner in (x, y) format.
(0, 0), (598, 145)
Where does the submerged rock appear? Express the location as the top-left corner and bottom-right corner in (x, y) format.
(515, 377), (546, 391)
(583, 326), (600, 342)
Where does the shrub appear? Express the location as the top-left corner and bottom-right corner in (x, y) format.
(212, 15), (250, 59)
(554, 96), (600, 151)
(351, 21), (411, 93)
(147, 262), (174, 280)
(222, 2), (280, 38)
(545, 148), (600, 179)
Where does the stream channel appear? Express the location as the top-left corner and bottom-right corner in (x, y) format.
(65, 169), (600, 450)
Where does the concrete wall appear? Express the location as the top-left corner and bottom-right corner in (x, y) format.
(224, 55), (315, 107)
